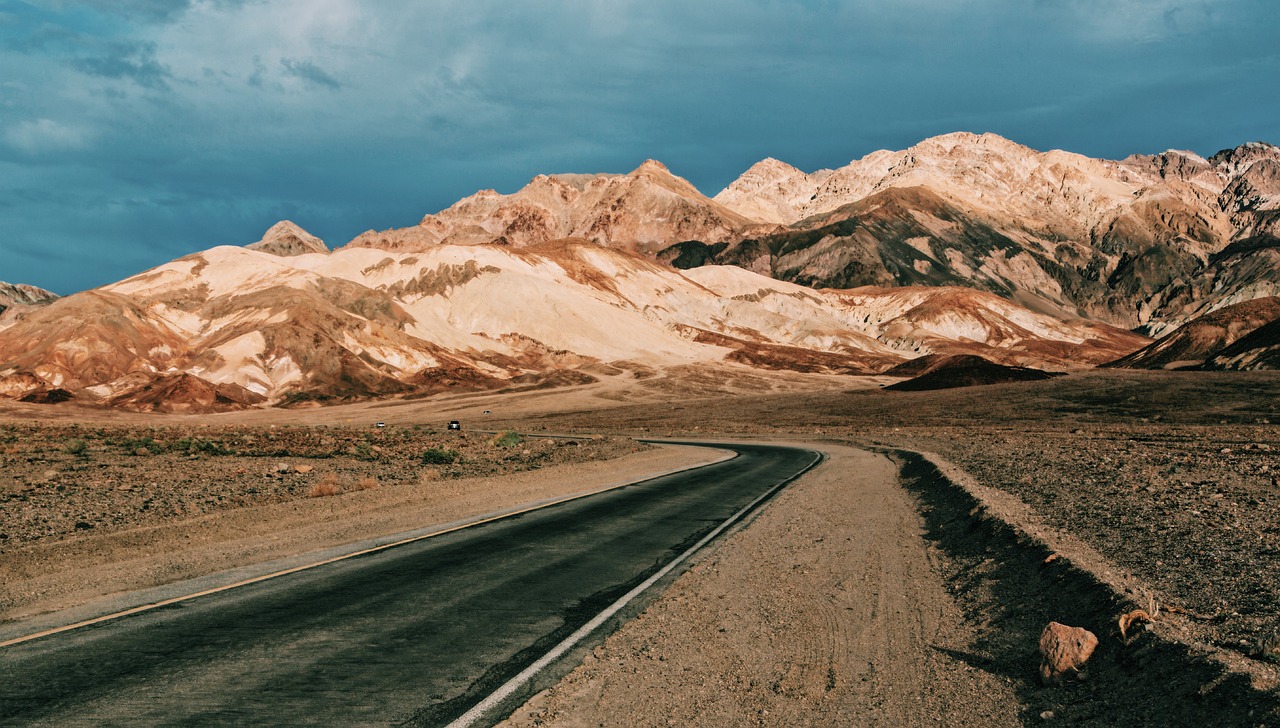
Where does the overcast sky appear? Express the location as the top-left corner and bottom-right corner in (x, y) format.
(2, 0), (1277, 294)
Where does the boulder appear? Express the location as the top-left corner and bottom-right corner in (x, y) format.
(1039, 622), (1098, 685)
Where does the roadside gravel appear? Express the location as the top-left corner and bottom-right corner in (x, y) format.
(502, 444), (1021, 727)
(0, 439), (719, 624)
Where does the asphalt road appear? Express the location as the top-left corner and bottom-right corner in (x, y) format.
(0, 442), (819, 727)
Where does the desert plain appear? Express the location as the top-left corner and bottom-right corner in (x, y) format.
(3, 367), (1279, 726)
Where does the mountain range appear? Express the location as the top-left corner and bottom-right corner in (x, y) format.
(3, 131), (1279, 411)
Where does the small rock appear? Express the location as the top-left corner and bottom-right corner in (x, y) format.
(74, 521), (94, 531)
(1040, 710), (1056, 721)
(294, 464), (314, 474)
(1039, 622), (1098, 685)
(273, 462), (292, 473)
(43, 469), (59, 481)
(1220, 448), (1233, 455)
(1254, 631), (1280, 664)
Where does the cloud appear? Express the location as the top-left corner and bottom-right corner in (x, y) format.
(72, 40), (171, 88)
(280, 57), (341, 90)
(0, 0), (1275, 295)
(3, 118), (90, 155)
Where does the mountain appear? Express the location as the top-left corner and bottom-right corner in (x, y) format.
(245, 220), (329, 257)
(0, 231), (1142, 412)
(679, 134), (1280, 333)
(0, 281), (58, 329)
(1105, 296), (1280, 370)
(345, 160), (771, 254)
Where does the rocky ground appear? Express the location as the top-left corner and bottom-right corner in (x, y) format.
(0, 422), (641, 549)
(472, 370), (1280, 713)
(891, 424), (1280, 662)
(4, 369), (1280, 724)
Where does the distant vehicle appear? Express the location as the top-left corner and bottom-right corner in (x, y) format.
(483, 410), (491, 414)
(375, 422), (386, 428)
(448, 420), (461, 430)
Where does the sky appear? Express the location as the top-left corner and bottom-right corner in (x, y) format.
(1, 0), (1277, 295)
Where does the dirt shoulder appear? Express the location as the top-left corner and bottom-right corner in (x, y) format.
(0, 442), (723, 628)
(502, 442), (1022, 728)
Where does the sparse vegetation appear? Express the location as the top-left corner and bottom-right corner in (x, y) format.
(308, 473), (342, 498)
(173, 437), (233, 456)
(356, 476), (378, 491)
(0, 421), (639, 546)
(421, 446), (460, 464)
(489, 430), (521, 448)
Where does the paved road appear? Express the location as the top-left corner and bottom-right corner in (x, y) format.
(0, 443), (818, 727)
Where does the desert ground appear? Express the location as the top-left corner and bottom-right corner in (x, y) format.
(3, 367), (1280, 725)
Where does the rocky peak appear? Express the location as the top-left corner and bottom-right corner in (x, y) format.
(0, 281), (58, 312)
(1211, 142), (1280, 180)
(630, 159), (672, 177)
(246, 220), (329, 257)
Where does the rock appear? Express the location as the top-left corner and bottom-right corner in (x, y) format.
(1040, 710), (1056, 720)
(273, 462), (292, 473)
(1254, 631), (1280, 663)
(1039, 622), (1098, 685)
(294, 464), (314, 474)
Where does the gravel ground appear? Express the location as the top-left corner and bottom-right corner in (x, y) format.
(0, 423), (639, 549)
(478, 370), (1280, 684)
(876, 424), (1280, 662)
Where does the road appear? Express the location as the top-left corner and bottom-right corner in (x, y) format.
(0, 442), (818, 727)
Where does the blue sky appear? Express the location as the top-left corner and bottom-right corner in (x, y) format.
(2, 0), (1277, 294)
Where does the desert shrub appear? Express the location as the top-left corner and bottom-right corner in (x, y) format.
(63, 439), (88, 456)
(174, 437), (232, 456)
(352, 442), (378, 461)
(356, 476), (378, 491)
(421, 447), (459, 464)
(489, 430), (521, 448)
(419, 468), (441, 483)
(308, 473), (342, 498)
(119, 436), (163, 455)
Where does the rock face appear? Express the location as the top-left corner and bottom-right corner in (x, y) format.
(1106, 296), (1280, 370)
(245, 221), (329, 257)
(1038, 622), (1099, 685)
(683, 134), (1280, 333)
(0, 237), (1143, 412)
(344, 160), (769, 254)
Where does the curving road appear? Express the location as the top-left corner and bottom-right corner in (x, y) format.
(0, 442), (819, 727)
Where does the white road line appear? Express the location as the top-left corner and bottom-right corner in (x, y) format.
(0, 447), (736, 650)
(446, 448), (824, 728)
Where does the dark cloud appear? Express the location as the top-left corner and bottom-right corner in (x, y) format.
(280, 58), (341, 90)
(0, 0), (1276, 295)
(72, 40), (170, 89)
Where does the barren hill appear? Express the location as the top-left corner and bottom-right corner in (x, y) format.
(1106, 296), (1280, 370)
(0, 230), (1142, 412)
(0, 281), (59, 330)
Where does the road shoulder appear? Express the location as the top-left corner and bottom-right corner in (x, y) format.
(0, 444), (726, 634)
(500, 442), (1022, 727)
